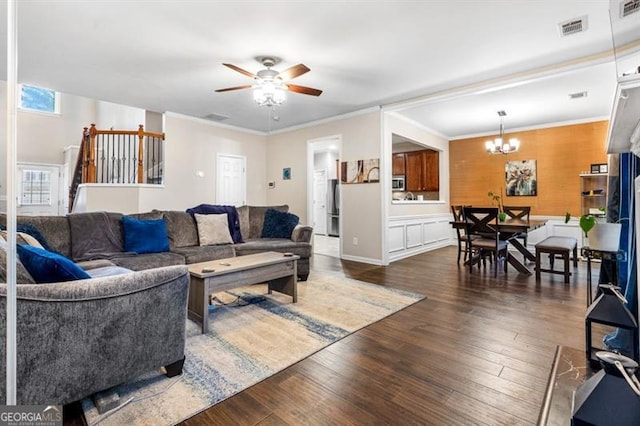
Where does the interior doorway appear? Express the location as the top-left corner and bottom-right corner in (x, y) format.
(307, 136), (341, 258)
(313, 169), (328, 235)
(216, 154), (246, 206)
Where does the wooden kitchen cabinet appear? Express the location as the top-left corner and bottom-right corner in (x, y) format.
(392, 153), (406, 175)
(405, 150), (439, 192)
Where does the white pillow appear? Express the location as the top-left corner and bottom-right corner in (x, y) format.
(195, 213), (233, 246)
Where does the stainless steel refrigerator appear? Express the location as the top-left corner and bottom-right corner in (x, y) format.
(327, 179), (340, 237)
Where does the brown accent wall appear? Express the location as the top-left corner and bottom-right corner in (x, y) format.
(449, 120), (609, 216)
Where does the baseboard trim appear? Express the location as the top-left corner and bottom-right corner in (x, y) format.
(340, 254), (384, 266)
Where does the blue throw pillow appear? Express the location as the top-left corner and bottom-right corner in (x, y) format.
(122, 216), (170, 254)
(261, 208), (299, 239)
(17, 245), (91, 284)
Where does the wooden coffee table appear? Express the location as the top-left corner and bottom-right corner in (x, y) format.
(187, 251), (299, 333)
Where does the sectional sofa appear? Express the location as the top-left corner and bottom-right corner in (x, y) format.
(0, 204), (312, 405)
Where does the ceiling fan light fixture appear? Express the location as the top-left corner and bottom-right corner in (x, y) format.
(253, 82), (286, 107)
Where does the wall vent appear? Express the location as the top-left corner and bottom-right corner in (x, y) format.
(558, 16), (588, 37)
(621, 0), (639, 18)
(569, 91), (588, 99)
(203, 113), (230, 122)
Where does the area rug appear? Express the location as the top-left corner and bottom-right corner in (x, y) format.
(81, 272), (424, 425)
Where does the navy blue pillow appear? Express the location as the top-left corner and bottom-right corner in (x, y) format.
(17, 245), (91, 283)
(261, 208), (299, 239)
(122, 216), (170, 254)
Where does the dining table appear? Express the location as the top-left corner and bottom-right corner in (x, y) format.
(450, 217), (547, 275)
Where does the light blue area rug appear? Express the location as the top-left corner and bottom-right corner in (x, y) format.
(82, 272), (424, 425)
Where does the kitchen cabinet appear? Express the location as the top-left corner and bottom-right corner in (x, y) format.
(392, 153), (406, 175)
(405, 150), (439, 192)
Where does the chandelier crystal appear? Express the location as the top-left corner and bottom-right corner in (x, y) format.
(485, 111), (520, 154)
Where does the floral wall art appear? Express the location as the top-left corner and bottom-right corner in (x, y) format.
(505, 159), (537, 196)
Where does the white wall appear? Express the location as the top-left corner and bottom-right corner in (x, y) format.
(0, 81), (98, 203)
(267, 110), (382, 263)
(135, 113), (268, 211)
(95, 100), (145, 130)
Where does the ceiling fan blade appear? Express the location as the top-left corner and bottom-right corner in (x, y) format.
(222, 63), (257, 79)
(277, 64), (310, 81)
(215, 85), (253, 93)
(285, 84), (323, 96)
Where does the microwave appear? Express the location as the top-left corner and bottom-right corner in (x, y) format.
(392, 175), (405, 191)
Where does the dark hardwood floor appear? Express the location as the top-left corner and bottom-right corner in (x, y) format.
(173, 247), (597, 426)
(62, 246), (601, 425)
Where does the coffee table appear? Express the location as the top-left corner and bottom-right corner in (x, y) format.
(187, 251), (299, 333)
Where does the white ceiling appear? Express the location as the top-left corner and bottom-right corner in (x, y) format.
(1, 0), (639, 136)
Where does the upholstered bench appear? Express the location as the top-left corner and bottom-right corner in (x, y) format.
(535, 236), (578, 283)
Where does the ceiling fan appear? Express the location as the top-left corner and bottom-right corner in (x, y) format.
(215, 57), (322, 106)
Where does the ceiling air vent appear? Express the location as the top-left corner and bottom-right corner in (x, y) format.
(569, 91), (588, 99)
(558, 16), (588, 37)
(203, 113), (230, 122)
(621, 0), (639, 18)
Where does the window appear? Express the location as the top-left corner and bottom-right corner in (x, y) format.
(19, 84), (60, 114)
(20, 169), (52, 206)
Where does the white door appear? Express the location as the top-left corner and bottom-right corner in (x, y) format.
(216, 154), (246, 206)
(313, 169), (327, 235)
(16, 163), (62, 216)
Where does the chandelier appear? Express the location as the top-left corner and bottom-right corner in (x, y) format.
(485, 110), (520, 154)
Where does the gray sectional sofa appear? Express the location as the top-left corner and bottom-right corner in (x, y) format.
(0, 204), (312, 405)
(0, 265), (189, 405)
(0, 204), (312, 280)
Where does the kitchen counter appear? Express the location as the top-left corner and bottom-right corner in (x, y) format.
(391, 199), (444, 204)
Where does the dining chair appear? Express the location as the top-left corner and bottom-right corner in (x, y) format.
(451, 205), (474, 263)
(462, 207), (508, 276)
(502, 205), (531, 258)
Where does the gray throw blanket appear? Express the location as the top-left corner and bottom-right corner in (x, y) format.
(68, 212), (133, 261)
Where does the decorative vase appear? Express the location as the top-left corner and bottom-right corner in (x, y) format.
(498, 212), (507, 222)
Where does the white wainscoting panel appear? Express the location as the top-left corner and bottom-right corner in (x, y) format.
(388, 214), (454, 262)
(406, 223), (422, 249)
(388, 224), (406, 253)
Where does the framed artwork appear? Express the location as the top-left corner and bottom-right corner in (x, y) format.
(590, 163), (608, 174)
(505, 160), (537, 196)
(282, 167), (291, 180)
(340, 158), (380, 184)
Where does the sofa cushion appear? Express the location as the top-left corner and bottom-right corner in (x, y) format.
(234, 239), (312, 258)
(195, 213), (233, 246)
(261, 208), (299, 239)
(127, 211), (163, 220)
(86, 265), (134, 278)
(109, 252), (185, 271)
(76, 259), (117, 271)
(241, 205), (289, 240)
(18, 216), (72, 257)
(17, 245), (91, 283)
(69, 212), (124, 261)
(186, 204), (243, 243)
(0, 238), (36, 284)
(0, 231), (44, 249)
(122, 216), (170, 254)
(171, 245), (235, 264)
(161, 211), (199, 248)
